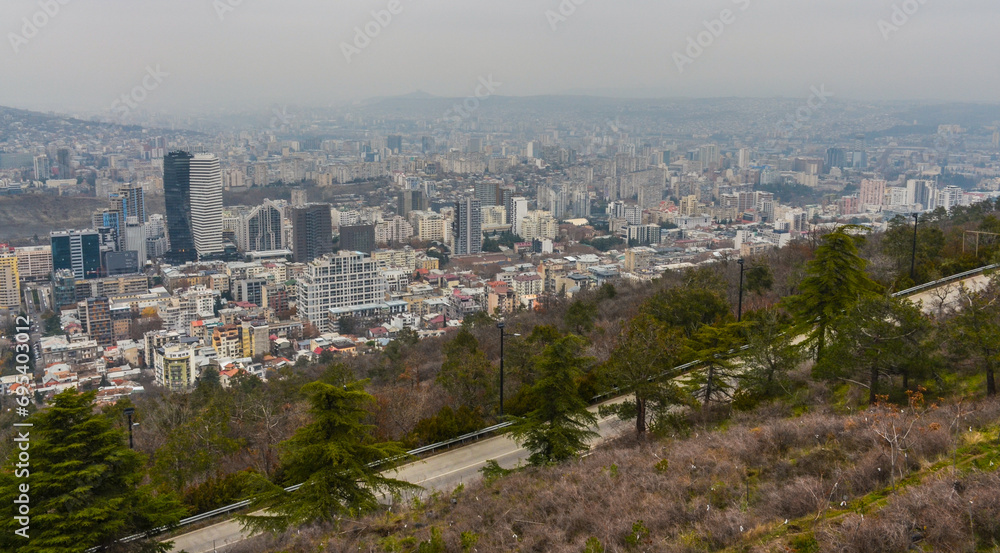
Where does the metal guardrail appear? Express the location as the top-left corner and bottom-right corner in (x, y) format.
(110, 420), (517, 546)
(116, 264), (998, 548)
(891, 263), (999, 298)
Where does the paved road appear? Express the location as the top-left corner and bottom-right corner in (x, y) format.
(908, 273), (993, 316)
(166, 271), (997, 552)
(166, 398), (630, 553)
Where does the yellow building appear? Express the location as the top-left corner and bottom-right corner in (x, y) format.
(212, 324), (245, 358)
(0, 254), (20, 310)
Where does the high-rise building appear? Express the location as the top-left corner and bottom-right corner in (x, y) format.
(56, 148), (72, 178)
(907, 179), (935, 210)
(852, 134), (867, 169)
(164, 151), (197, 263)
(859, 179), (886, 210)
(190, 154), (224, 258)
(699, 144), (720, 170)
(387, 135), (403, 154)
(290, 188), (308, 207)
(510, 197), (529, 237)
(124, 217), (148, 264)
(421, 136), (435, 154)
(115, 183), (147, 224)
(51, 230), (102, 280)
(13, 246), (52, 281)
(238, 200), (285, 252)
(80, 296), (113, 347)
(454, 198), (483, 256)
(826, 148), (847, 170)
(297, 251), (388, 332)
(33, 155), (50, 180)
(340, 225), (376, 254)
(475, 181), (501, 207)
(398, 189), (427, 217)
(737, 148), (751, 169)
(0, 253), (20, 310)
(521, 211), (558, 242)
(291, 204), (333, 263)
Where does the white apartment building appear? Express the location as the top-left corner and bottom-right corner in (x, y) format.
(521, 211), (558, 242)
(298, 251), (388, 332)
(14, 245), (53, 281)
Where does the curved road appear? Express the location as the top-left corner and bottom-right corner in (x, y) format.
(166, 399), (630, 553)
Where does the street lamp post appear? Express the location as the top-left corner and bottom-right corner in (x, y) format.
(496, 322), (521, 418)
(737, 258), (745, 322)
(497, 322), (506, 417)
(123, 407), (135, 450)
(910, 213), (919, 281)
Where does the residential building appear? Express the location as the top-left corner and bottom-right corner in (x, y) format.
(0, 253), (19, 310)
(454, 198), (482, 256)
(298, 251), (388, 332)
(238, 200), (285, 252)
(290, 203), (333, 263)
(340, 225), (376, 254)
(80, 297), (113, 347)
(13, 245), (53, 281)
(521, 211), (558, 242)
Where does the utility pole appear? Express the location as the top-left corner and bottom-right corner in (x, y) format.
(497, 321), (506, 417)
(123, 407), (135, 450)
(911, 213), (919, 281)
(737, 258), (745, 322)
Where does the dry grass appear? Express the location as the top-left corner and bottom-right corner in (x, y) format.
(227, 398), (1000, 553)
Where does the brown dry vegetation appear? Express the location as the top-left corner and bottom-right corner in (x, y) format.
(225, 394), (1000, 553)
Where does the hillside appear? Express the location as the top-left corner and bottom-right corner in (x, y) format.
(229, 387), (1000, 553)
(0, 195), (107, 242)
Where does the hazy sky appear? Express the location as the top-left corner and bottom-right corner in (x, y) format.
(2, 0), (998, 115)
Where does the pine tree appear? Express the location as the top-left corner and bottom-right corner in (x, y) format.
(738, 309), (802, 400)
(0, 389), (186, 553)
(784, 228), (879, 360)
(506, 335), (599, 465)
(684, 323), (743, 408)
(238, 380), (418, 533)
(817, 295), (930, 404)
(948, 280), (1000, 396)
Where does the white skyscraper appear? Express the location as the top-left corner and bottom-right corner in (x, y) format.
(511, 197), (529, 237)
(190, 154), (224, 258)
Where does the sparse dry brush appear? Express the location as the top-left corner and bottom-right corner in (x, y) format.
(230, 398), (999, 553)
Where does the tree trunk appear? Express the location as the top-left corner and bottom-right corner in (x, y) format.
(635, 396), (646, 439)
(902, 370), (909, 392)
(704, 365), (715, 408)
(987, 367), (997, 397)
(869, 366), (879, 405)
